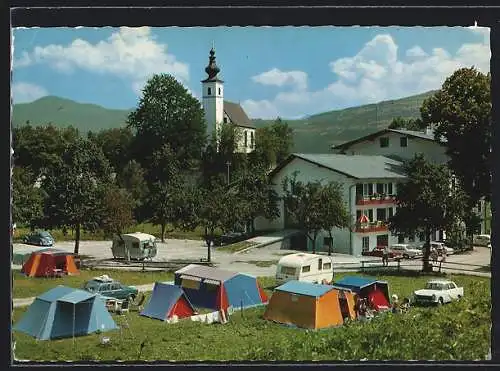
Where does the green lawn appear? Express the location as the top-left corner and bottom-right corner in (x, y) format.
(12, 269), (175, 299)
(217, 241), (257, 253)
(12, 273), (491, 361)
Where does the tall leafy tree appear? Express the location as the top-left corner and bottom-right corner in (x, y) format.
(127, 73), (207, 171)
(251, 117), (294, 169)
(11, 167), (44, 230)
(42, 138), (111, 254)
(116, 159), (149, 221)
(388, 155), (466, 272)
(100, 185), (136, 239)
(87, 127), (133, 174)
(388, 117), (425, 131)
(420, 68), (492, 232)
(318, 182), (350, 256)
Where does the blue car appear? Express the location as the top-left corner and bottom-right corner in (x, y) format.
(22, 230), (55, 247)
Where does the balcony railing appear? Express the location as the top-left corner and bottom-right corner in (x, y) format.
(356, 194), (396, 206)
(355, 221), (389, 233)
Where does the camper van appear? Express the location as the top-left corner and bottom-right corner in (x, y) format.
(275, 253), (334, 285)
(111, 232), (158, 261)
(473, 234), (491, 248)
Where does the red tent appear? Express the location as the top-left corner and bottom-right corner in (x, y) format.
(22, 249), (79, 277)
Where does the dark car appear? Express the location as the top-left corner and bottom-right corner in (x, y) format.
(213, 231), (247, 246)
(22, 230), (55, 247)
(82, 275), (138, 301)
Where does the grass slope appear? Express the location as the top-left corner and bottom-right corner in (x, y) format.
(253, 90), (436, 153)
(12, 273), (490, 361)
(13, 91), (436, 153)
(12, 96), (131, 133)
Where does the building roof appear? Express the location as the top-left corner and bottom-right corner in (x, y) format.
(270, 153), (406, 180)
(332, 128), (445, 151)
(276, 280), (334, 297)
(278, 253), (331, 268)
(175, 264), (238, 282)
(224, 100), (255, 129)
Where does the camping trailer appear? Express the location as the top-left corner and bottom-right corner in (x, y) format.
(275, 253), (334, 285)
(111, 232), (158, 261)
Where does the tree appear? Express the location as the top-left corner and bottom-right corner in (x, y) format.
(251, 117), (294, 169)
(388, 117), (425, 131)
(388, 155), (466, 272)
(318, 182), (350, 256)
(42, 138), (111, 254)
(116, 159), (149, 222)
(11, 167), (44, 230)
(282, 173), (338, 254)
(420, 67), (492, 234)
(87, 127), (133, 174)
(127, 73), (207, 171)
(100, 185), (135, 239)
(236, 165), (280, 234)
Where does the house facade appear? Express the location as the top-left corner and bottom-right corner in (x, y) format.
(201, 48), (255, 153)
(255, 153), (413, 257)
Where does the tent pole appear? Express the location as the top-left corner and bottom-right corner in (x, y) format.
(73, 304), (76, 347)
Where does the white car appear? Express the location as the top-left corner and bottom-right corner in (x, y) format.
(390, 244), (423, 259)
(413, 279), (464, 305)
(431, 242), (454, 255)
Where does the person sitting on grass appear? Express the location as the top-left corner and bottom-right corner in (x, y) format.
(391, 294), (400, 314)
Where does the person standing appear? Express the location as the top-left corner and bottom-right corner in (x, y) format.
(382, 246), (389, 267)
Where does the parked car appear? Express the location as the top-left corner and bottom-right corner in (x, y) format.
(22, 230), (55, 247)
(430, 242), (454, 255)
(390, 244), (423, 259)
(413, 279), (463, 305)
(82, 275), (138, 301)
(361, 245), (402, 259)
(473, 234), (491, 248)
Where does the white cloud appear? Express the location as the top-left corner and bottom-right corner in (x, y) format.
(244, 29), (491, 119)
(14, 27), (190, 95)
(12, 82), (48, 103)
(252, 68), (308, 91)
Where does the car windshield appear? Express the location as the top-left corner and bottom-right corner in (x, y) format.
(425, 282), (444, 290)
(83, 281), (100, 292)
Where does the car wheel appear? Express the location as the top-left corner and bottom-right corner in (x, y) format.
(457, 295), (462, 301)
(403, 254), (409, 259)
(438, 297), (444, 306)
(128, 294), (136, 303)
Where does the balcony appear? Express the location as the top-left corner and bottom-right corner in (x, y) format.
(355, 221), (389, 233)
(356, 194), (396, 206)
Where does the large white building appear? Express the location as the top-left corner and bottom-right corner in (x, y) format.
(201, 48), (256, 153)
(255, 127), (465, 256)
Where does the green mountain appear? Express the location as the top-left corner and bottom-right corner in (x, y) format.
(252, 90), (437, 153)
(12, 91), (437, 153)
(12, 96), (132, 133)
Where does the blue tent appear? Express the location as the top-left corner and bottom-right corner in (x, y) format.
(174, 264), (268, 311)
(13, 285), (117, 340)
(140, 283), (196, 321)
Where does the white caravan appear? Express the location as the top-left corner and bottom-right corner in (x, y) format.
(111, 232), (158, 261)
(275, 253), (334, 285)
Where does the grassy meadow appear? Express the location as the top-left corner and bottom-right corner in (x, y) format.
(12, 273), (491, 362)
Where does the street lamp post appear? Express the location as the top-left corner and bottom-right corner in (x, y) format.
(226, 161), (231, 185)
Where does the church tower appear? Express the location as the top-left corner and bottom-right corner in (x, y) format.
(201, 47), (224, 142)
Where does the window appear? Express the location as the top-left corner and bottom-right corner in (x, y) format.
(207, 87), (212, 95)
(356, 210), (362, 221)
(244, 131), (248, 147)
(356, 183), (363, 197)
(376, 208), (387, 221)
(362, 237), (370, 252)
(363, 183), (373, 196)
(281, 266), (296, 275)
(380, 137), (389, 148)
(388, 183), (393, 195)
(218, 87), (221, 95)
(323, 262), (332, 270)
(388, 207), (394, 219)
(223, 117), (228, 124)
(111, 283), (120, 290)
(400, 137), (408, 147)
(368, 209), (374, 221)
(376, 183), (384, 194)
(318, 259), (323, 271)
(250, 131), (255, 147)
(302, 265), (311, 273)
(377, 234), (388, 247)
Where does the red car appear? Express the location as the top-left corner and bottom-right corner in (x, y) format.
(362, 245), (402, 259)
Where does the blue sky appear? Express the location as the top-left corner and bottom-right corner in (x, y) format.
(12, 26), (490, 119)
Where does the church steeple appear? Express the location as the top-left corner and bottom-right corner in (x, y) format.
(202, 46), (223, 82)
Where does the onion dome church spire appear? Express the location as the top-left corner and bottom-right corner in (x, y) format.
(202, 45), (223, 82)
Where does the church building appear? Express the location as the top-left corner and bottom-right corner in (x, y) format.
(201, 48), (256, 153)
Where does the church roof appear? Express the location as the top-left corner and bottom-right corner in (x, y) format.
(224, 100), (255, 129)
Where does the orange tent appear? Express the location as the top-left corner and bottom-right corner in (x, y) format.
(21, 249), (79, 278)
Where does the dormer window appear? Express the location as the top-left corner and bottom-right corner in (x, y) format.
(208, 87), (212, 95)
(400, 137), (408, 147)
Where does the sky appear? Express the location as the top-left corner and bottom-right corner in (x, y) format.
(11, 26), (490, 119)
